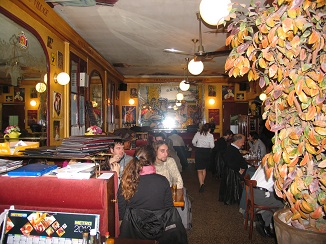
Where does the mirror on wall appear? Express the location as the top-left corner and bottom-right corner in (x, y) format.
(0, 12), (48, 140)
(89, 71), (103, 128)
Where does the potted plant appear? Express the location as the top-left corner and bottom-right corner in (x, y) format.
(4, 125), (21, 139)
(222, 0), (326, 241)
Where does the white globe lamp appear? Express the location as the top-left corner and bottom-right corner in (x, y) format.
(176, 93), (184, 101)
(188, 59), (204, 75)
(199, 0), (231, 26)
(179, 80), (190, 91)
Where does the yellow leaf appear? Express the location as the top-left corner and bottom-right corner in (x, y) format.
(297, 91), (308, 103)
(295, 79), (303, 95)
(258, 58), (267, 69)
(305, 142), (317, 155)
(287, 9), (297, 18)
(287, 90), (295, 106)
(226, 35), (234, 46)
(308, 129), (319, 146)
(315, 127), (326, 136)
(305, 77), (318, 89)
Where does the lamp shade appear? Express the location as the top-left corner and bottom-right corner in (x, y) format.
(199, 0), (231, 26)
(188, 59), (204, 75)
(180, 80), (190, 91)
(56, 72), (70, 85)
(35, 82), (46, 93)
(176, 93), (184, 101)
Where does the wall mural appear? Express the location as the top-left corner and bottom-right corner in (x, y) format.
(138, 84), (204, 129)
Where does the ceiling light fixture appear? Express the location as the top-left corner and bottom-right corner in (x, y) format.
(188, 58), (204, 75)
(176, 93), (184, 101)
(54, 72), (70, 85)
(199, 0), (231, 26)
(35, 82), (46, 93)
(180, 80), (190, 91)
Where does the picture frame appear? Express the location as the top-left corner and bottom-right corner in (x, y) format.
(130, 88), (138, 98)
(208, 109), (220, 125)
(27, 110), (38, 126)
(208, 85), (216, 97)
(30, 87), (38, 98)
(122, 106), (136, 125)
(57, 51), (63, 70)
(53, 91), (62, 117)
(222, 85), (235, 101)
(14, 88), (25, 102)
(6, 96), (13, 102)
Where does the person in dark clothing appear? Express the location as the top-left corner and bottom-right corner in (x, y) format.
(210, 129), (234, 177)
(223, 134), (248, 177)
(118, 145), (173, 221)
(219, 134), (248, 205)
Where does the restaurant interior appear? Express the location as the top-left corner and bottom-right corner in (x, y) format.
(0, 1), (279, 243)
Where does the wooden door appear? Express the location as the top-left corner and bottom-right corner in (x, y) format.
(222, 102), (248, 135)
(2, 104), (25, 131)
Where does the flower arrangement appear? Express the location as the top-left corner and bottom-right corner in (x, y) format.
(86, 125), (102, 135)
(4, 125), (20, 134)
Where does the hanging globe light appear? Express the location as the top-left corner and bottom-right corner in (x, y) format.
(188, 59), (204, 75)
(36, 82), (46, 93)
(176, 93), (184, 101)
(179, 80), (190, 91)
(176, 101), (182, 107)
(199, 0), (231, 26)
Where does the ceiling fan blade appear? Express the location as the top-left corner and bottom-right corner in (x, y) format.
(205, 49), (231, 57)
(163, 49), (192, 56)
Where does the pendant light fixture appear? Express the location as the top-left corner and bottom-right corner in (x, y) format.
(199, 0), (231, 26)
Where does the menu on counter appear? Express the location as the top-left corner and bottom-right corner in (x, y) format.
(1, 209), (100, 243)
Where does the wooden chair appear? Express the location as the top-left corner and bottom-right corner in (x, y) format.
(244, 174), (276, 240)
(135, 139), (148, 147)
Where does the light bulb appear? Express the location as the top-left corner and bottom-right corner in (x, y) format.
(208, 98), (215, 105)
(176, 101), (182, 106)
(30, 100), (37, 106)
(259, 93), (267, 101)
(199, 0), (231, 26)
(188, 59), (204, 75)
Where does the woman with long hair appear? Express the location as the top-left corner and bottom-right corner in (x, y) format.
(118, 144), (173, 221)
(192, 123), (215, 192)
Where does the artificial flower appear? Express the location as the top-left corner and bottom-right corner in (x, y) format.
(86, 125), (102, 135)
(4, 125), (20, 134)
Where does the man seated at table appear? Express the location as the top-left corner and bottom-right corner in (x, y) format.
(252, 165), (284, 238)
(219, 134), (248, 205)
(108, 139), (133, 183)
(153, 140), (183, 189)
(224, 134), (248, 177)
(247, 131), (267, 158)
(152, 132), (182, 172)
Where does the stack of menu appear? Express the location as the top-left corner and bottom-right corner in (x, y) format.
(0, 159), (23, 174)
(56, 135), (120, 156)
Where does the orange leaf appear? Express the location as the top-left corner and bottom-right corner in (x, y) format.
(287, 90), (295, 106)
(289, 156), (299, 167)
(282, 18), (294, 32)
(308, 31), (319, 45)
(305, 105), (316, 121)
(310, 206), (322, 219)
(226, 35), (234, 46)
(308, 129), (319, 146)
(295, 79), (303, 95)
(262, 37), (269, 48)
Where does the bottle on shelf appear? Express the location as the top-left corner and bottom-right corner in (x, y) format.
(89, 229), (97, 244)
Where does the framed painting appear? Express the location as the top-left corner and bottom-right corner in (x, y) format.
(208, 85), (216, 97)
(14, 88), (25, 102)
(122, 106), (136, 125)
(236, 93), (245, 100)
(208, 109), (220, 125)
(222, 85), (235, 101)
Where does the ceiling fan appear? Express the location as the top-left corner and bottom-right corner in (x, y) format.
(163, 12), (230, 62)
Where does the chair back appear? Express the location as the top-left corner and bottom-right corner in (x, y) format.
(244, 174), (257, 211)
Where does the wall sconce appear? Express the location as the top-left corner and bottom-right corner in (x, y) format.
(35, 82), (46, 93)
(180, 80), (190, 91)
(188, 58), (204, 75)
(129, 98), (135, 105)
(54, 72), (70, 85)
(30, 100), (37, 107)
(176, 93), (184, 101)
(208, 98), (215, 105)
(259, 93), (267, 101)
(199, 0), (231, 26)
